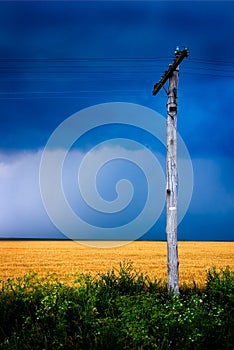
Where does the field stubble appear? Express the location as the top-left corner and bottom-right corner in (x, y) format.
(0, 240), (233, 286)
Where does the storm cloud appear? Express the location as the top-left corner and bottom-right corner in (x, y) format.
(0, 1), (234, 241)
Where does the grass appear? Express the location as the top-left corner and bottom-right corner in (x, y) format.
(0, 241), (233, 349)
(0, 240), (233, 286)
(0, 262), (233, 350)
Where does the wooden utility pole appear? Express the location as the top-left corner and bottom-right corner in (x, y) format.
(166, 67), (179, 294)
(152, 47), (189, 294)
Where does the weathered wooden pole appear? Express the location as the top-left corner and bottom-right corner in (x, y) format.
(152, 47), (189, 294)
(166, 67), (179, 294)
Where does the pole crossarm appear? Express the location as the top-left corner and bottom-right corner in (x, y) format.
(152, 47), (189, 96)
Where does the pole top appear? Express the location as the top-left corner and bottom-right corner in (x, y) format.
(174, 46), (189, 58)
(152, 47), (189, 96)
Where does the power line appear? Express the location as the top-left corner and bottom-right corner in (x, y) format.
(0, 56), (233, 99)
(0, 55), (233, 65)
(0, 56), (234, 64)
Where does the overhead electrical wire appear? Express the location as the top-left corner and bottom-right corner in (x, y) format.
(0, 57), (233, 99)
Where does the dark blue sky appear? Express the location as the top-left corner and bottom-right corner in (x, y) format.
(0, 1), (234, 241)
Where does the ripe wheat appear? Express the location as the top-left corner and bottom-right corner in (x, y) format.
(0, 241), (233, 286)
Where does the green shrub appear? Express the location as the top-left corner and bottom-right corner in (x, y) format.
(0, 263), (233, 350)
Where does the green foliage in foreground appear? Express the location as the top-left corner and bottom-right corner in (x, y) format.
(0, 262), (233, 350)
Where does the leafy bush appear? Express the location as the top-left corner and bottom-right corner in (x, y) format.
(0, 263), (233, 349)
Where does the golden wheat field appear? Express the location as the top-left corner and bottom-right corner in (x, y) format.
(0, 240), (233, 286)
